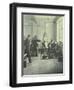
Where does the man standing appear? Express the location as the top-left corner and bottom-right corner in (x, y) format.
(31, 36), (38, 56)
(24, 35), (31, 63)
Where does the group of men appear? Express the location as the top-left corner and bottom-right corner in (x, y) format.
(24, 35), (39, 63)
(24, 35), (63, 63)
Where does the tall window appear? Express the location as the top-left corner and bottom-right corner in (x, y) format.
(56, 17), (64, 42)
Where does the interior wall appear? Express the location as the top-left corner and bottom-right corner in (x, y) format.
(23, 15), (57, 42)
(56, 17), (64, 42)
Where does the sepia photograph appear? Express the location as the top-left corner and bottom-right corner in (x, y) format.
(22, 14), (64, 75)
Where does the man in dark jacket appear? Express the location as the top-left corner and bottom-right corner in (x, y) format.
(24, 35), (31, 63)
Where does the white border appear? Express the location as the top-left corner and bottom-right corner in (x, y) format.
(17, 7), (70, 83)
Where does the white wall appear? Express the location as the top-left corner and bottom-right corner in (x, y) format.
(0, 0), (74, 90)
(23, 15), (57, 41)
(56, 17), (64, 42)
